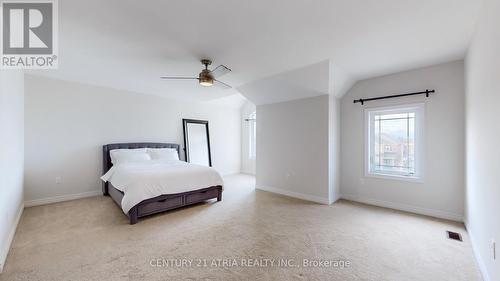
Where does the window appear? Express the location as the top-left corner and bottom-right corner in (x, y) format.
(248, 111), (256, 159)
(365, 104), (424, 181)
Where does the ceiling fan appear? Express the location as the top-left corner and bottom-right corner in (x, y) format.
(160, 59), (232, 89)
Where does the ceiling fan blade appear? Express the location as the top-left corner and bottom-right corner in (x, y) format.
(214, 79), (232, 89)
(160, 76), (199, 80)
(210, 65), (231, 78)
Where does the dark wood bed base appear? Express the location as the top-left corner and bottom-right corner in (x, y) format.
(102, 142), (222, 224)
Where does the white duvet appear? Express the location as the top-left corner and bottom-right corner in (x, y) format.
(101, 160), (223, 213)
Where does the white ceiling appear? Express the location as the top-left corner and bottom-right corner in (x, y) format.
(28, 0), (482, 104)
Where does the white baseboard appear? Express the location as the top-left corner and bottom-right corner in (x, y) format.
(256, 185), (330, 205)
(340, 194), (464, 222)
(464, 221), (491, 281)
(239, 172), (256, 176)
(0, 203), (24, 273)
(24, 190), (101, 207)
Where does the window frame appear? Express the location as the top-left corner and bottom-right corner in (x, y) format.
(364, 103), (425, 183)
(248, 111), (256, 160)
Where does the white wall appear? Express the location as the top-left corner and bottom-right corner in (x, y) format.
(465, 0), (500, 279)
(0, 71), (24, 272)
(240, 101), (256, 175)
(24, 75), (241, 203)
(256, 95), (330, 203)
(340, 61), (465, 221)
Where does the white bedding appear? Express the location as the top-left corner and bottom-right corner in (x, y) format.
(101, 160), (223, 213)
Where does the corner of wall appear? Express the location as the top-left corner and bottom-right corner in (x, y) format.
(0, 203), (24, 273)
(464, 220), (492, 281)
(328, 94), (341, 204)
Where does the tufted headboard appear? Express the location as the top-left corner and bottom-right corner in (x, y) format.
(101, 142), (180, 195)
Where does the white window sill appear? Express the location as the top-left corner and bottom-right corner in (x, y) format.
(365, 172), (423, 183)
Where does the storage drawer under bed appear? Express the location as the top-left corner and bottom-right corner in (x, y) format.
(138, 195), (183, 217)
(185, 188), (219, 204)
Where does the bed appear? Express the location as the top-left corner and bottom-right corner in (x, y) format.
(101, 142), (223, 224)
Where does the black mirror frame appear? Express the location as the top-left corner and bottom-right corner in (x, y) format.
(182, 119), (212, 167)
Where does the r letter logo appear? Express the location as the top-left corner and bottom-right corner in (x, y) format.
(1, 0), (58, 69)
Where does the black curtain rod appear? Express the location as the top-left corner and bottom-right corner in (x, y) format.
(353, 89), (435, 105)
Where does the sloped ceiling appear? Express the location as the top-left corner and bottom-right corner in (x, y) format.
(237, 60), (359, 105)
(238, 61), (330, 105)
(26, 0), (482, 105)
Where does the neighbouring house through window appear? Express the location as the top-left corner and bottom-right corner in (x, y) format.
(365, 103), (424, 181)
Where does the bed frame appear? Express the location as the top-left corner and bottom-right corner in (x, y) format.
(102, 142), (222, 224)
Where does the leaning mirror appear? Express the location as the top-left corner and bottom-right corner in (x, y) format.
(183, 119), (212, 167)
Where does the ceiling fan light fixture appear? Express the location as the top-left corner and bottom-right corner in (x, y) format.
(199, 77), (213, 86)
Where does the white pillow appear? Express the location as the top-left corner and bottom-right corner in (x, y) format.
(110, 148), (151, 165)
(148, 148), (179, 161)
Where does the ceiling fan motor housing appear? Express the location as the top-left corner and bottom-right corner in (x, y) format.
(199, 69), (214, 86)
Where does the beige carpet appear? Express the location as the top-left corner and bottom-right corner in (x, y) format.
(1, 174), (482, 281)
